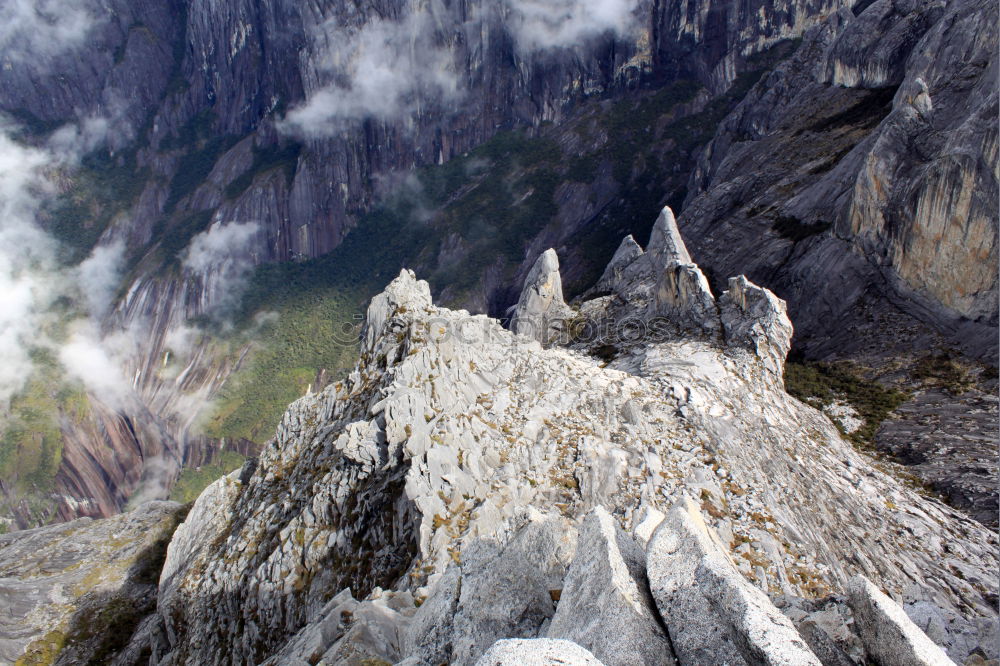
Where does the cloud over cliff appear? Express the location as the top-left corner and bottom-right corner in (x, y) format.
(281, 0), (642, 137)
(0, 118), (132, 406)
(0, 0), (99, 62)
(182, 220), (262, 320)
(504, 0), (642, 52)
(281, 7), (462, 136)
(0, 130), (61, 404)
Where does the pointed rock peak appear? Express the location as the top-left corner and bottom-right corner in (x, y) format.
(362, 269), (433, 350)
(528, 248), (561, 283)
(719, 275), (793, 380)
(593, 235), (644, 294)
(646, 206), (692, 266)
(511, 249), (573, 345)
(611, 235), (644, 263)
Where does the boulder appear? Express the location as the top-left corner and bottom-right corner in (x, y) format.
(846, 576), (956, 666)
(547, 507), (676, 665)
(403, 566), (462, 665)
(474, 638), (605, 665)
(696, 554), (822, 665)
(646, 497), (747, 665)
(450, 513), (578, 664)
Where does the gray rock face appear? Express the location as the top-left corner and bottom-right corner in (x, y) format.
(510, 249), (576, 346)
(847, 576), (957, 666)
(719, 276), (794, 382)
(602, 205), (722, 337)
(474, 638), (605, 666)
(652, 263), (721, 336)
(0, 501), (183, 665)
(903, 598), (999, 665)
(696, 554), (821, 665)
(451, 513), (578, 665)
(654, 0), (853, 92)
(679, 0), (998, 359)
(646, 206), (694, 266)
(592, 236), (645, 295)
(547, 507), (675, 666)
(403, 566), (462, 665)
(669, 0), (998, 528)
(875, 386), (999, 528)
(647, 498), (748, 665)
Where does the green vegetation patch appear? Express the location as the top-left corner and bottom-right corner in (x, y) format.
(168, 451), (247, 503)
(784, 360), (909, 447)
(15, 630), (66, 666)
(912, 352), (981, 395)
(44, 148), (150, 263)
(0, 350), (91, 497)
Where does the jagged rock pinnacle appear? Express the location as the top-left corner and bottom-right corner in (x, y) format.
(510, 248), (575, 345)
(642, 206), (720, 336)
(719, 275), (794, 381)
(593, 235), (644, 294)
(646, 206), (692, 265)
(362, 268), (433, 351)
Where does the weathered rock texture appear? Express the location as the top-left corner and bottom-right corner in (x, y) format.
(846, 575), (957, 666)
(1, 216), (975, 666)
(696, 553), (821, 665)
(0, 501), (183, 665)
(474, 638), (605, 666)
(679, 0), (998, 360)
(547, 507), (674, 666)
(647, 499), (748, 665)
(511, 249), (576, 346)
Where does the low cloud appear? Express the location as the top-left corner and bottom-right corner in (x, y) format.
(0, 0), (98, 63)
(75, 239), (124, 319)
(281, 7), (462, 136)
(0, 119), (126, 406)
(281, 0), (643, 137)
(182, 221), (261, 319)
(0, 131), (60, 403)
(58, 322), (135, 411)
(47, 115), (112, 164)
(504, 0), (642, 52)
(126, 455), (178, 506)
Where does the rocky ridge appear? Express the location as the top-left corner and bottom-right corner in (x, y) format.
(63, 207), (996, 666)
(1, 0), (857, 529)
(2, 0), (993, 533)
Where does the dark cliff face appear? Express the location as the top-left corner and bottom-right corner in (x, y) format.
(3, 0), (851, 268)
(677, 0), (998, 359)
(0, 0), (993, 529)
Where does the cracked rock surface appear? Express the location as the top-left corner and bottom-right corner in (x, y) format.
(2, 211), (996, 666)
